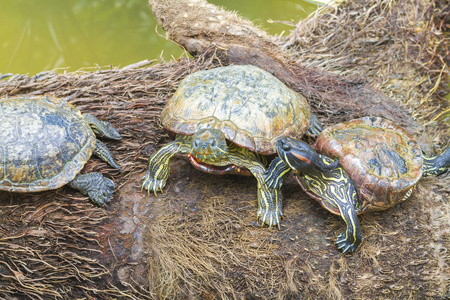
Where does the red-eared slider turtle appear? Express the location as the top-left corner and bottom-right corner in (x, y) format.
(0, 95), (121, 205)
(142, 65), (322, 227)
(265, 116), (450, 252)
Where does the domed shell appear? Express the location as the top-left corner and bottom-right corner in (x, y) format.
(162, 65), (311, 155)
(313, 116), (423, 212)
(0, 96), (95, 192)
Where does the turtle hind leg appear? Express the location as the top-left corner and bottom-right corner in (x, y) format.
(227, 145), (283, 228)
(94, 140), (121, 170)
(69, 172), (115, 206)
(423, 147), (450, 176)
(84, 113), (121, 140)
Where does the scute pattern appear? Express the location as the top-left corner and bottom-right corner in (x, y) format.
(0, 96), (95, 192)
(314, 116), (423, 212)
(161, 65), (311, 154)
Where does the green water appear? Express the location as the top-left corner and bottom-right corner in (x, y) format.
(0, 0), (320, 75)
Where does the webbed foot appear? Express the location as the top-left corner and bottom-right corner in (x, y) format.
(335, 231), (362, 254)
(141, 139), (190, 196)
(257, 206), (283, 229)
(141, 171), (166, 195)
(256, 187), (283, 229)
(69, 172), (115, 206)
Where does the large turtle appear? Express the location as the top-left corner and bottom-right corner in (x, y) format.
(265, 116), (450, 252)
(142, 65), (322, 227)
(0, 95), (121, 205)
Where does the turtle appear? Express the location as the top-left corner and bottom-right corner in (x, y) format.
(0, 95), (122, 205)
(265, 116), (450, 252)
(141, 65), (322, 227)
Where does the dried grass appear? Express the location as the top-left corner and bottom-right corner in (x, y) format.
(279, 0), (449, 142)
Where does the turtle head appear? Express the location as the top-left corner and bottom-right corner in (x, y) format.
(191, 128), (228, 162)
(276, 137), (339, 173)
(276, 137), (317, 171)
(422, 146), (450, 176)
(84, 113), (121, 140)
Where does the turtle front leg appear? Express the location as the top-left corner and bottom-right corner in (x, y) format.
(94, 140), (121, 170)
(142, 135), (191, 195)
(254, 171), (283, 228)
(264, 157), (292, 189)
(335, 205), (362, 254)
(228, 146), (283, 228)
(69, 172), (115, 206)
(297, 166), (362, 253)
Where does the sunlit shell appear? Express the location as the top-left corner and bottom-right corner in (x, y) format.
(162, 65), (311, 155)
(314, 116), (422, 213)
(0, 96), (95, 192)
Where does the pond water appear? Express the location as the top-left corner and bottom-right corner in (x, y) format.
(0, 0), (321, 75)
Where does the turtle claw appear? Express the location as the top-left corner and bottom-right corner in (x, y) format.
(335, 231), (361, 254)
(255, 184), (283, 229)
(88, 177), (115, 206)
(256, 205), (282, 229)
(69, 172), (115, 207)
(141, 172), (167, 195)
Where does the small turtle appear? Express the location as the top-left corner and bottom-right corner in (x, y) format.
(265, 116), (450, 252)
(0, 95), (121, 205)
(142, 65), (322, 227)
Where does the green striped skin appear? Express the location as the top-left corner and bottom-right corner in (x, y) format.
(266, 138), (362, 253)
(142, 135), (192, 194)
(142, 128), (283, 228)
(422, 147), (450, 176)
(265, 135), (450, 253)
(294, 158), (362, 253)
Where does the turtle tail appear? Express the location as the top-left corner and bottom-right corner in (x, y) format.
(422, 146), (450, 176)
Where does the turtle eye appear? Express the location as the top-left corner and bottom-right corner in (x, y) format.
(280, 140), (291, 152)
(210, 140), (217, 147)
(193, 139), (200, 148)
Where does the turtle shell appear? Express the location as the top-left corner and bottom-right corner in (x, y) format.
(0, 96), (96, 192)
(312, 116), (423, 213)
(162, 65), (311, 155)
